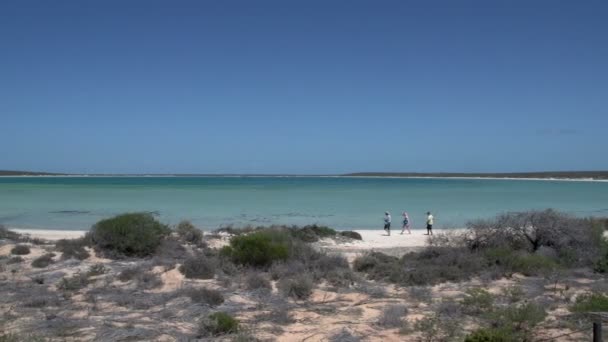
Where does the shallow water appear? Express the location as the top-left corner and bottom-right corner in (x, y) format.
(0, 176), (607, 230)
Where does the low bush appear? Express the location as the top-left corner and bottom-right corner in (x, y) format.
(340, 231), (362, 240)
(291, 225), (337, 242)
(179, 254), (216, 279)
(55, 238), (90, 260)
(377, 304), (408, 328)
(245, 272), (272, 291)
(570, 293), (608, 313)
(89, 213), (171, 258)
(269, 260), (307, 281)
(198, 312), (239, 336)
(11, 244), (30, 255)
(87, 264), (107, 277)
(180, 287), (224, 306)
(58, 272), (89, 291)
(175, 220), (203, 245)
(483, 302), (547, 340)
(0, 225), (20, 240)
(117, 266), (162, 289)
(278, 274), (314, 300)
(461, 288), (494, 315)
(464, 328), (516, 342)
(31, 253), (55, 268)
(329, 328), (362, 342)
(223, 229), (290, 267)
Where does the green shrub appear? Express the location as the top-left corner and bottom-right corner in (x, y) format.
(7, 256), (23, 264)
(340, 231), (362, 240)
(89, 213), (170, 258)
(290, 225), (336, 242)
(484, 302), (547, 340)
(224, 230), (290, 267)
(570, 293), (608, 313)
(87, 264), (107, 277)
(198, 312), (239, 336)
(11, 244), (30, 255)
(464, 328), (516, 342)
(58, 272), (89, 291)
(56, 238), (90, 260)
(510, 253), (558, 276)
(176, 220), (203, 244)
(462, 288), (494, 315)
(31, 253), (55, 268)
(278, 274), (313, 300)
(179, 254), (216, 279)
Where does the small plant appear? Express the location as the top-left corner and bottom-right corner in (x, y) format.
(180, 287), (224, 306)
(570, 293), (608, 312)
(56, 238), (90, 260)
(501, 286), (525, 304)
(87, 264), (107, 277)
(31, 253), (55, 268)
(223, 230), (290, 267)
(484, 302), (547, 340)
(245, 272), (272, 291)
(179, 254), (216, 279)
(329, 328), (362, 342)
(11, 244), (31, 255)
(278, 274), (313, 300)
(464, 328), (515, 342)
(377, 304), (408, 328)
(58, 272), (89, 291)
(176, 220), (203, 244)
(89, 213), (171, 258)
(339, 231), (362, 240)
(198, 312), (239, 336)
(461, 288), (494, 315)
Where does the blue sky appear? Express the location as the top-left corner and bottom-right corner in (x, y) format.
(1, 0), (607, 174)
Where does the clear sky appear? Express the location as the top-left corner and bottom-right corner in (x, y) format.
(1, 1), (607, 174)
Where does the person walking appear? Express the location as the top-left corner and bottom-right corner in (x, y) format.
(425, 211), (434, 235)
(401, 211), (411, 234)
(384, 211), (391, 236)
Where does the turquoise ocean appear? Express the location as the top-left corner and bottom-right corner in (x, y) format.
(0, 177), (607, 231)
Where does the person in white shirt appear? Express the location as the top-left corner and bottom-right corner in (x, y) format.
(384, 211), (391, 236)
(425, 211), (434, 235)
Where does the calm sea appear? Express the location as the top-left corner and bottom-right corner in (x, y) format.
(0, 176), (607, 231)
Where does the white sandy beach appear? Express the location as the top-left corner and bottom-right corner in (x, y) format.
(10, 227), (459, 248)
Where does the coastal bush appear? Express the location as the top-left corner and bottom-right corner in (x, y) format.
(461, 288), (494, 315)
(0, 225), (20, 240)
(245, 272), (272, 291)
(87, 263), (107, 277)
(56, 238), (90, 260)
(278, 274), (313, 300)
(89, 213), (171, 258)
(180, 287), (224, 306)
(269, 260), (307, 281)
(58, 272), (89, 292)
(175, 220), (203, 245)
(117, 265), (163, 289)
(339, 231), (362, 240)
(31, 253), (55, 268)
(328, 329), (362, 342)
(179, 254), (216, 279)
(291, 225), (336, 242)
(377, 304), (408, 328)
(483, 302), (547, 340)
(198, 312), (239, 336)
(467, 209), (604, 266)
(223, 229), (290, 267)
(11, 244), (31, 255)
(464, 328), (515, 342)
(570, 293), (608, 313)
(7, 256), (23, 264)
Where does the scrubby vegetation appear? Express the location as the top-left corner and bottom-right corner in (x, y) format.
(31, 253), (55, 268)
(339, 231), (362, 240)
(1, 210), (606, 341)
(10, 245), (30, 255)
(175, 220), (204, 245)
(198, 312), (239, 336)
(355, 210), (608, 286)
(55, 238), (90, 260)
(89, 213), (171, 258)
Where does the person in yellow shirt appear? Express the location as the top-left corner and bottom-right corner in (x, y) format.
(425, 211), (434, 235)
